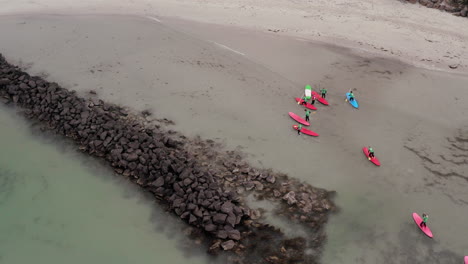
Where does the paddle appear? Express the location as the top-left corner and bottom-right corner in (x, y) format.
(297, 93), (304, 104)
(317, 84), (322, 98)
(298, 86), (306, 104)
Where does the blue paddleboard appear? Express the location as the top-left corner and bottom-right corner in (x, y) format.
(346, 93), (359, 109)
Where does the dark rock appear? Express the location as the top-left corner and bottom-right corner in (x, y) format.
(233, 206), (243, 215)
(266, 175), (276, 183)
(273, 190), (281, 197)
(193, 207), (204, 218)
(221, 240), (236, 250)
(227, 229), (241, 240)
(216, 230), (228, 239)
(100, 131), (108, 140)
(283, 191), (297, 205)
(183, 178), (193, 186)
(226, 213), (237, 227)
(461, 7), (468, 17)
(221, 201), (234, 214)
(0, 78), (10, 86)
(187, 203), (196, 211)
(204, 223), (217, 232)
(419, 0), (430, 5)
(19, 83), (29, 90)
(189, 214), (197, 223)
(249, 209), (261, 220)
(253, 181), (264, 190)
(126, 153), (139, 161)
(213, 213), (228, 224)
(174, 182), (185, 195)
(151, 177), (165, 187)
(243, 181), (255, 191)
(128, 162), (137, 170)
(165, 138), (179, 148)
(445, 5), (462, 12)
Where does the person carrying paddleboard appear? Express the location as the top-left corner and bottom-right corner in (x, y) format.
(297, 124), (302, 135)
(348, 90), (355, 101)
(368, 146), (375, 158)
(304, 109), (311, 122)
(320, 88), (327, 98)
(420, 213), (428, 228)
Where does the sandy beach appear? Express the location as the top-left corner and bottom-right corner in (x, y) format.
(0, 0), (467, 74)
(1, 0), (468, 263)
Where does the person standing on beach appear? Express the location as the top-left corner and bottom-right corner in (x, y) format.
(348, 90), (355, 101)
(420, 213), (428, 228)
(304, 109), (311, 122)
(297, 124), (302, 135)
(300, 95), (308, 105)
(368, 146), (375, 158)
(320, 88), (327, 98)
(311, 94), (316, 105)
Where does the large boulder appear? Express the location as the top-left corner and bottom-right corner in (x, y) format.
(220, 201), (234, 214)
(221, 240), (236, 250)
(213, 213), (228, 224)
(227, 229), (241, 240)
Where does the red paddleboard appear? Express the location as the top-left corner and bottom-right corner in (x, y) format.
(295, 98), (317, 110)
(293, 125), (319, 137)
(288, 112), (310, 126)
(464, 256), (468, 264)
(311, 91), (329, 106)
(362, 147), (380, 166)
(412, 213), (433, 238)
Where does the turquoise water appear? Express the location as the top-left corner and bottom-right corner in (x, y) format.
(0, 106), (213, 264)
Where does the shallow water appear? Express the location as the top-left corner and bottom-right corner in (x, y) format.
(0, 106), (214, 264)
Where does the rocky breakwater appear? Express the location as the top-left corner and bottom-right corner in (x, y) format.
(405, 0), (468, 17)
(0, 53), (336, 264)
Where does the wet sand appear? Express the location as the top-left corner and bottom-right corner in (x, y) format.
(1, 14), (468, 263)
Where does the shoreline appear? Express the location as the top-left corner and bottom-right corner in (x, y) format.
(0, 54), (336, 263)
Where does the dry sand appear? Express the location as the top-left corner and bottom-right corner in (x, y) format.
(1, 13), (468, 263)
(0, 0), (467, 74)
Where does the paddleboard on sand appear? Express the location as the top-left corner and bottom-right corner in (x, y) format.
(346, 93), (359, 109)
(412, 213), (433, 238)
(293, 125), (319, 137)
(305, 86), (312, 98)
(288, 112), (310, 126)
(311, 91), (329, 106)
(362, 147), (380, 166)
(295, 98), (317, 110)
(464, 256), (468, 264)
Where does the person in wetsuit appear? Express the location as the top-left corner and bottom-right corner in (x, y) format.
(368, 146), (375, 158)
(320, 88), (327, 98)
(348, 90), (355, 101)
(420, 213), (429, 228)
(305, 109), (311, 122)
